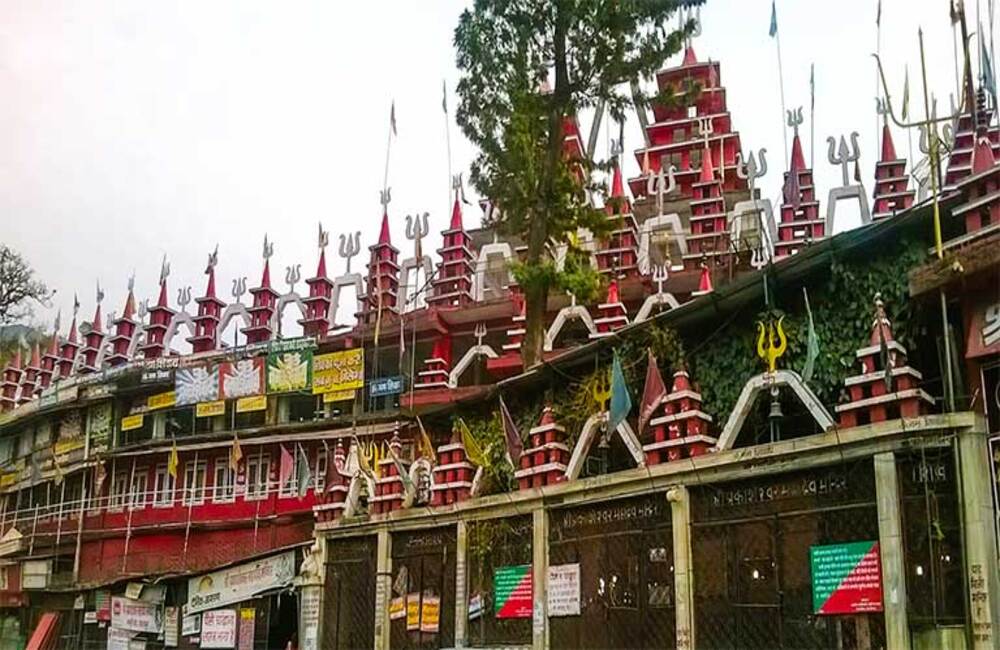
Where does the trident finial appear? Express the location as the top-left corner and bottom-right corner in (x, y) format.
(591, 368), (613, 412)
(875, 97), (890, 126)
(645, 164), (677, 216)
(54, 309), (61, 334)
(786, 107), (804, 136)
(756, 317), (788, 374)
(338, 231), (362, 274)
(138, 299), (149, 321)
(231, 277), (247, 301)
(317, 222), (329, 250)
(73, 293), (80, 318)
(127, 271), (135, 294)
(474, 322), (487, 347)
(696, 116), (714, 148)
(678, 5), (702, 46)
(379, 187), (392, 209)
(451, 173), (467, 204)
(177, 286), (192, 311)
(205, 245), (219, 274)
(405, 212), (430, 260)
(285, 264), (302, 293)
(651, 264), (669, 294)
(827, 132), (861, 186)
(159, 254), (170, 286)
(95, 280), (105, 306)
(736, 148), (768, 191)
(262, 235), (274, 260)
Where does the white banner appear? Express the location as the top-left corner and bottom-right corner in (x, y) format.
(547, 563), (581, 617)
(201, 609), (237, 649)
(111, 596), (163, 634)
(186, 551), (295, 614)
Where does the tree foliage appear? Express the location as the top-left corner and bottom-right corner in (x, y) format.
(454, 0), (699, 366)
(0, 244), (51, 326)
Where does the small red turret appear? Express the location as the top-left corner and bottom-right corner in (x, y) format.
(243, 237), (280, 344)
(188, 246), (225, 353)
(300, 224), (335, 338)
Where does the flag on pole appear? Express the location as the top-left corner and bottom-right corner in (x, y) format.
(769, 1), (778, 37)
(810, 63), (815, 111)
(902, 67), (910, 120)
(230, 434), (243, 473)
(981, 32), (997, 98)
(498, 395), (523, 466)
(801, 287), (820, 383)
(388, 444), (415, 494)
(609, 352), (632, 431)
(416, 416), (436, 462)
(442, 80), (448, 114)
(167, 441), (179, 479)
(279, 444), (294, 490)
(296, 445), (312, 498)
(638, 349), (668, 434)
(390, 101), (398, 136)
(457, 418), (487, 467)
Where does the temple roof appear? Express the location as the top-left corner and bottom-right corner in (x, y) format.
(378, 211), (392, 245)
(789, 133), (806, 173)
(880, 124), (897, 162)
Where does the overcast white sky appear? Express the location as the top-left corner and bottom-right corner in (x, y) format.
(1, 0), (989, 334)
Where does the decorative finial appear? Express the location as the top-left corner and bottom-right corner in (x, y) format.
(95, 280), (105, 306)
(317, 222), (329, 250)
(736, 148), (768, 187)
(875, 97), (890, 126)
(379, 187), (392, 209)
(610, 138), (624, 158)
(338, 231), (362, 274)
(474, 322), (487, 347)
(696, 116), (714, 148)
(138, 299), (149, 321)
(262, 235), (274, 260)
(827, 132), (861, 187)
(73, 293), (80, 318)
(127, 271), (135, 293)
(285, 264), (302, 293)
(651, 264), (669, 294)
(405, 212), (430, 248)
(177, 286), (192, 311)
(786, 107), (804, 136)
(231, 277), (247, 301)
(205, 245), (219, 274)
(756, 317), (788, 374)
(54, 309), (61, 334)
(645, 164), (677, 216)
(159, 254), (170, 285)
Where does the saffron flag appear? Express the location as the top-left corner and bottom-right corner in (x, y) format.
(498, 395), (523, 466)
(609, 352), (632, 432)
(769, 1), (778, 37)
(230, 434), (243, 473)
(802, 287), (820, 383)
(323, 442), (339, 494)
(638, 349), (667, 434)
(458, 418), (487, 467)
(416, 416), (436, 462)
(279, 445), (294, 490)
(167, 441), (179, 479)
(296, 445), (312, 498)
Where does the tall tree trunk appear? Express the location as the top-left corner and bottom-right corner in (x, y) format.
(521, 3), (569, 370)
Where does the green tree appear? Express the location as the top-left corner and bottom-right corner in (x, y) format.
(455, 0), (699, 367)
(0, 244), (51, 325)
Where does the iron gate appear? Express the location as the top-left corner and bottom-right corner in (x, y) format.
(323, 536), (376, 650)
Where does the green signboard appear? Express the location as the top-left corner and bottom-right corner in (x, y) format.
(810, 541), (883, 615)
(494, 564), (532, 619)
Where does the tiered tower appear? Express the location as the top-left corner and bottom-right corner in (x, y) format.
(774, 113), (824, 259)
(417, 335), (451, 390)
(629, 45), (747, 199)
(57, 305), (81, 378)
(836, 295), (933, 427)
(108, 280), (139, 366)
(514, 407), (570, 490)
(300, 228), (335, 338)
(871, 113), (915, 221)
(430, 428), (476, 506)
(945, 86), (1000, 189)
(314, 440), (350, 524)
(39, 326), (60, 390)
(189, 249), (225, 354)
(951, 128), (1000, 238)
(243, 239), (279, 345)
(684, 148), (730, 267)
(79, 291), (105, 372)
(0, 349), (23, 411)
(427, 193), (476, 309)
(358, 204), (400, 327)
(594, 162), (641, 278)
(17, 344), (42, 404)
(140, 260), (175, 359)
(591, 280), (629, 338)
(645, 368), (715, 464)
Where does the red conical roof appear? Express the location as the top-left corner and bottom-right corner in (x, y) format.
(699, 148), (715, 183)
(91, 304), (102, 333)
(316, 249), (328, 278)
(606, 279), (620, 304)
(156, 281), (169, 308)
(682, 45), (698, 66)
(378, 211), (392, 245)
(449, 198), (464, 231)
(789, 134), (806, 172)
(122, 290), (136, 320)
(10, 347), (22, 370)
(697, 265), (713, 293)
(29, 343), (41, 369)
(260, 259), (272, 289)
(68, 315), (78, 343)
(205, 268), (217, 299)
(47, 331), (59, 356)
(971, 135), (997, 174)
(880, 124), (898, 162)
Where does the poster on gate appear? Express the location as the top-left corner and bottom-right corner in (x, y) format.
(237, 609), (255, 650)
(810, 541), (883, 615)
(547, 563), (581, 616)
(494, 565), (532, 619)
(200, 609), (237, 648)
(111, 596), (163, 634)
(163, 606), (179, 647)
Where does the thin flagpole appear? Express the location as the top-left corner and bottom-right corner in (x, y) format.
(444, 80), (454, 211)
(121, 457), (137, 574)
(810, 63), (816, 169)
(383, 103), (394, 194)
(876, 2), (882, 162)
(774, 13), (789, 169)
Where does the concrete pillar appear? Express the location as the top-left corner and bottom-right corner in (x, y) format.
(957, 429), (1000, 649)
(668, 486), (695, 650)
(297, 538), (325, 650)
(874, 452), (910, 649)
(455, 520), (469, 648)
(374, 528), (392, 650)
(532, 508), (549, 650)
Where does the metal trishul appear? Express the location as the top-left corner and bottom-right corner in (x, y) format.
(380, 187), (392, 209)
(205, 244), (219, 274)
(828, 132), (861, 187)
(677, 5), (702, 47)
(919, 95), (955, 154)
(696, 116), (714, 148)
(645, 164), (677, 216)
(127, 270), (135, 294)
(317, 222), (329, 251)
(875, 97), (890, 126)
(105, 310), (115, 332)
(177, 286), (192, 312)
(54, 309), (61, 335)
(474, 322), (487, 347)
(72, 293), (80, 319)
(736, 148), (768, 193)
(285, 264), (302, 293)
(339, 231), (362, 274)
(756, 316), (787, 374)
(159, 254), (170, 286)
(591, 368), (613, 412)
(231, 277), (247, 302)
(651, 264), (669, 295)
(452, 173), (468, 204)
(609, 138), (624, 158)
(95, 280), (105, 307)
(262, 235), (274, 261)
(405, 212), (430, 254)
(786, 107), (804, 137)
(137, 299), (149, 322)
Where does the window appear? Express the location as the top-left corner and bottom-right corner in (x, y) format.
(315, 448), (327, 493)
(246, 454), (271, 501)
(130, 469), (148, 510)
(182, 461), (207, 506)
(110, 472), (129, 510)
(153, 465), (175, 507)
(213, 459), (235, 504)
(0, 437), (13, 466)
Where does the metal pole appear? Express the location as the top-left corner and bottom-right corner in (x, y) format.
(775, 20), (790, 169)
(182, 450), (199, 559)
(120, 457), (138, 574)
(72, 471), (87, 582)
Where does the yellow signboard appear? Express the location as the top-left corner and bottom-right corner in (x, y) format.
(312, 349), (364, 395)
(235, 395), (267, 413)
(322, 389), (356, 404)
(147, 391), (177, 410)
(0, 461), (24, 489)
(54, 438), (85, 456)
(121, 414), (145, 431)
(196, 400), (227, 418)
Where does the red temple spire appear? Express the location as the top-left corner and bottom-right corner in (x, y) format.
(261, 258), (272, 289)
(316, 248), (327, 278)
(29, 342), (41, 369)
(880, 124), (898, 162)
(972, 134), (997, 174)
(10, 347), (21, 371)
(682, 45), (698, 66)
(378, 211), (392, 245)
(91, 303), (102, 334)
(699, 147), (715, 183)
(122, 289), (136, 321)
(449, 197), (464, 231)
(789, 133), (806, 173)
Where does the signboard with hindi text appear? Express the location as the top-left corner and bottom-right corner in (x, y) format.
(267, 349), (312, 393)
(200, 609), (237, 649)
(186, 551), (295, 614)
(111, 596), (163, 634)
(547, 563), (581, 616)
(810, 541), (883, 615)
(235, 395), (267, 414)
(196, 400), (226, 418)
(494, 564), (532, 619)
(312, 349), (364, 395)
